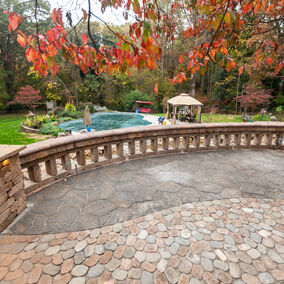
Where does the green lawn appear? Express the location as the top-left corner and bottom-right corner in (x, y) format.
(0, 114), (45, 145)
(154, 113), (243, 123)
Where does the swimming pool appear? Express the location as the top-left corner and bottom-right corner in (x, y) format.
(58, 112), (152, 132)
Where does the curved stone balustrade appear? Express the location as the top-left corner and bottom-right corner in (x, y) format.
(19, 122), (284, 195)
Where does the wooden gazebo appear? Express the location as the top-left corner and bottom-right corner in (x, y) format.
(166, 93), (203, 124)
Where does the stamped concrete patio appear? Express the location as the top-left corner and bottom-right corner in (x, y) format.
(0, 149), (284, 283)
(4, 149), (284, 235)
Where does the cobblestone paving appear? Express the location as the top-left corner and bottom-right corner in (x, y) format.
(5, 150), (284, 235)
(0, 198), (284, 283)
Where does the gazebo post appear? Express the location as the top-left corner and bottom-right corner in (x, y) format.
(165, 103), (170, 119)
(198, 105), (202, 123)
(172, 105), (177, 124)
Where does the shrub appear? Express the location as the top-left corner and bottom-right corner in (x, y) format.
(57, 110), (70, 118)
(123, 90), (151, 112)
(57, 110), (83, 119)
(252, 113), (270, 121)
(50, 113), (56, 121)
(57, 117), (73, 123)
(65, 103), (75, 112)
(68, 111), (83, 119)
(24, 114), (49, 129)
(40, 123), (62, 136)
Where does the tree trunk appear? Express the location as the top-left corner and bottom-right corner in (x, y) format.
(200, 75), (204, 96)
(191, 76), (196, 97)
(210, 63), (216, 96)
(235, 75), (240, 115)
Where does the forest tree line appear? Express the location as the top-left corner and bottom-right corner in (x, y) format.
(1, 0), (283, 114)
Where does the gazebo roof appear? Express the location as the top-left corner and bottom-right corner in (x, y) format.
(167, 93), (203, 106)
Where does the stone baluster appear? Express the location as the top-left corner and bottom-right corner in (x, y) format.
(90, 147), (99, 163)
(252, 134), (262, 147)
(274, 133), (283, 147)
(45, 158), (57, 176)
(116, 143), (124, 158)
(279, 133), (284, 149)
(173, 137), (180, 150)
(264, 133), (272, 146)
(182, 136), (189, 151)
(234, 133), (241, 148)
(76, 150), (86, 166)
(128, 141), (135, 156)
(162, 137), (169, 150)
(150, 138), (158, 152)
(28, 164), (41, 182)
(139, 140), (146, 154)
(203, 135), (211, 148)
(61, 154), (71, 170)
(193, 136), (200, 149)
(244, 133), (252, 146)
(223, 134), (230, 148)
(104, 145), (112, 160)
(213, 134), (220, 148)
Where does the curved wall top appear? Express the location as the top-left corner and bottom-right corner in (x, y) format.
(19, 122), (284, 195)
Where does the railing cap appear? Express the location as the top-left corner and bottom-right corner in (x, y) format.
(0, 145), (26, 162)
(19, 122), (284, 158)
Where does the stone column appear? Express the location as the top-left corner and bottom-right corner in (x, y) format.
(172, 105), (177, 124)
(0, 145), (26, 232)
(165, 103), (170, 119)
(198, 106), (202, 123)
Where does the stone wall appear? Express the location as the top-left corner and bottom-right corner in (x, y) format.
(0, 145), (26, 232)
(20, 123), (40, 134)
(19, 122), (284, 195)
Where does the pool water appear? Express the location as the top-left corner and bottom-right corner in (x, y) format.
(58, 112), (152, 132)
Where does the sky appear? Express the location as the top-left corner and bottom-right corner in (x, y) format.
(48, 0), (130, 25)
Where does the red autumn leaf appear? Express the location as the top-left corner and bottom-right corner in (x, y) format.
(266, 57), (272, 65)
(51, 8), (64, 27)
(51, 9), (57, 25)
(267, 4), (274, 14)
(47, 45), (57, 57)
(135, 27), (141, 38)
(275, 63), (283, 74)
(221, 47), (228, 55)
(51, 62), (59, 77)
(238, 66), (243, 76)
(133, 0), (141, 14)
(8, 13), (21, 32)
(179, 54), (185, 64)
(46, 29), (56, 43)
(17, 32), (26, 47)
(154, 82), (158, 94)
(82, 33), (88, 45)
(242, 3), (253, 14)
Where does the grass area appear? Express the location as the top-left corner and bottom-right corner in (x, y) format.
(0, 113), (48, 145)
(154, 113), (243, 123)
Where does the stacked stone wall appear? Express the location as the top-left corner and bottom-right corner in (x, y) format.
(0, 151), (26, 232)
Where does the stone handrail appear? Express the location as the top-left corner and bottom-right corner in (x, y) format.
(19, 122), (284, 195)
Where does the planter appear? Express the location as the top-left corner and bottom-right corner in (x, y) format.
(20, 123), (40, 134)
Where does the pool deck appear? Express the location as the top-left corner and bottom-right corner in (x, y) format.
(0, 150), (284, 283)
(141, 113), (188, 126)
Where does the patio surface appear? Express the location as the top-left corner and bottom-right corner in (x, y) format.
(4, 149), (284, 235)
(3, 149), (284, 235)
(0, 150), (284, 283)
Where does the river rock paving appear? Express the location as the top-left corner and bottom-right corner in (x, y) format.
(0, 198), (284, 283)
(4, 150), (284, 235)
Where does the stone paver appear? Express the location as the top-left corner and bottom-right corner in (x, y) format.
(4, 150), (284, 234)
(0, 197), (284, 283)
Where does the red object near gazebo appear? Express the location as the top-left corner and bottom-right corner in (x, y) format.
(135, 101), (152, 113)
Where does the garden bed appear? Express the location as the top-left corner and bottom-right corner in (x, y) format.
(20, 122), (40, 134)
